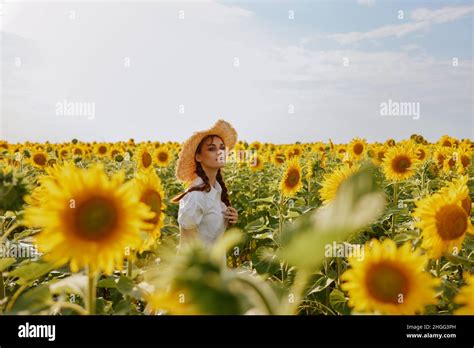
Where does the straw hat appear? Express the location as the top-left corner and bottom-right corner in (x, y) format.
(176, 119), (238, 183)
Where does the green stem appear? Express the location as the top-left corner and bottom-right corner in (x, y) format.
(86, 268), (97, 315)
(391, 183), (399, 236)
(336, 257), (342, 287)
(278, 193), (284, 237)
(127, 254), (133, 279)
(0, 223), (18, 246)
(6, 283), (27, 312)
(0, 271), (5, 302)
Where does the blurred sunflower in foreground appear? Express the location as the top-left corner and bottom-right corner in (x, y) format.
(23, 163), (154, 274)
(319, 163), (360, 204)
(341, 239), (439, 314)
(454, 272), (474, 315)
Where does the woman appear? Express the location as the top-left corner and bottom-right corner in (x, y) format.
(172, 119), (239, 251)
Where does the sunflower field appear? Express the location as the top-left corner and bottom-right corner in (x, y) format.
(0, 134), (473, 315)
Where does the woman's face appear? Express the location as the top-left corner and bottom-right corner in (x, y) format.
(196, 136), (226, 170)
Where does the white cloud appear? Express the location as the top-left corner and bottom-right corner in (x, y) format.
(411, 5), (474, 23)
(357, 0), (376, 7)
(326, 5), (473, 45)
(2, 2), (472, 144)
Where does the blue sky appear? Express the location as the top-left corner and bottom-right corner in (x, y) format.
(1, 0), (473, 144)
(219, 0), (473, 58)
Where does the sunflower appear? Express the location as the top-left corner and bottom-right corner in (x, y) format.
(382, 144), (419, 182)
(319, 164), (360, 204)
(94, 143), (109, 157)
(23, 163), (154, 274)
(438, 135), (457, 148)
(144, 288), (199, 315)
(413, 186), (474, 259)
(441, 150), (458, 174)
(369, 144), (387, 165)
(154, 146), (172, 167)
(453, 147), (472, 174)
(271, 151), (286, 166)
(58, 147), (70, 161)
(136, 146), (154, 171)
(454, 272), (474, 315)
(132, 169), (166, 253)
(285, 145), (302, 159)
(248, 154), (264, 171)
(30, 149), (49, 168)
(341, 239), (439, 314)
(437, 175), (472, 219)
(249, 141), (262, 151)
(279, 157), (303, 197)
(432, 146), (450, 168)
(348, 137), (368, 160)
(414, 144), (429, 162)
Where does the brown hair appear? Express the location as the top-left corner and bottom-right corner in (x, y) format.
(171, 135), (231, 206)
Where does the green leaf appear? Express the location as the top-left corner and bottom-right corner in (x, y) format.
(329, 288), (350, 315)
(244, 217), (267, 233)
(97, 277), (118, 289)
(308, 274), (336, 295)
(9, 285), (52, 314)
(116, 276), (141, 298)
(8, 260), (57, 285)
(444, 253), (473, 268)
(250, 196), (275, 204)
(0, 258), (16, 272)
(113, 299), (131, 315)
(252, 246), (280, 276)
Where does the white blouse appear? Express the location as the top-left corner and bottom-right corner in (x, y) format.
(177, 176), (229, 247)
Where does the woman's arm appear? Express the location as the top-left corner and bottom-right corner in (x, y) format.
(179, 226), (199, 245)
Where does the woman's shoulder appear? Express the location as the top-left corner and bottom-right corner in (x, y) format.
(179, 189), (205, 206)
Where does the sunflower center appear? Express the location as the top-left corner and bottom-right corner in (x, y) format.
(353, 143), (364, 155)
(141, 189), (162, 227)
(461, 155), (470, 168)
(435, 204), (467, 240)
(437, 154), (445, 166)
(73, 196), (118, 241)
(158, 152), (168, 162)
(142, 152), (152, 168)
(365, 262), (409, 304)
(285, 168), (300, 188)
(391, 155), (411, 173)
(377, 151), (386, 161)
(416, 149), (426, 160)
(98, 145), (107, 154)
(33, 153), (47, 166)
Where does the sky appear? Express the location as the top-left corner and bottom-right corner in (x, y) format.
(1, 0), (473, 144)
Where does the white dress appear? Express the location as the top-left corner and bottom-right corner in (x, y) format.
(177, 176), (229, 248)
